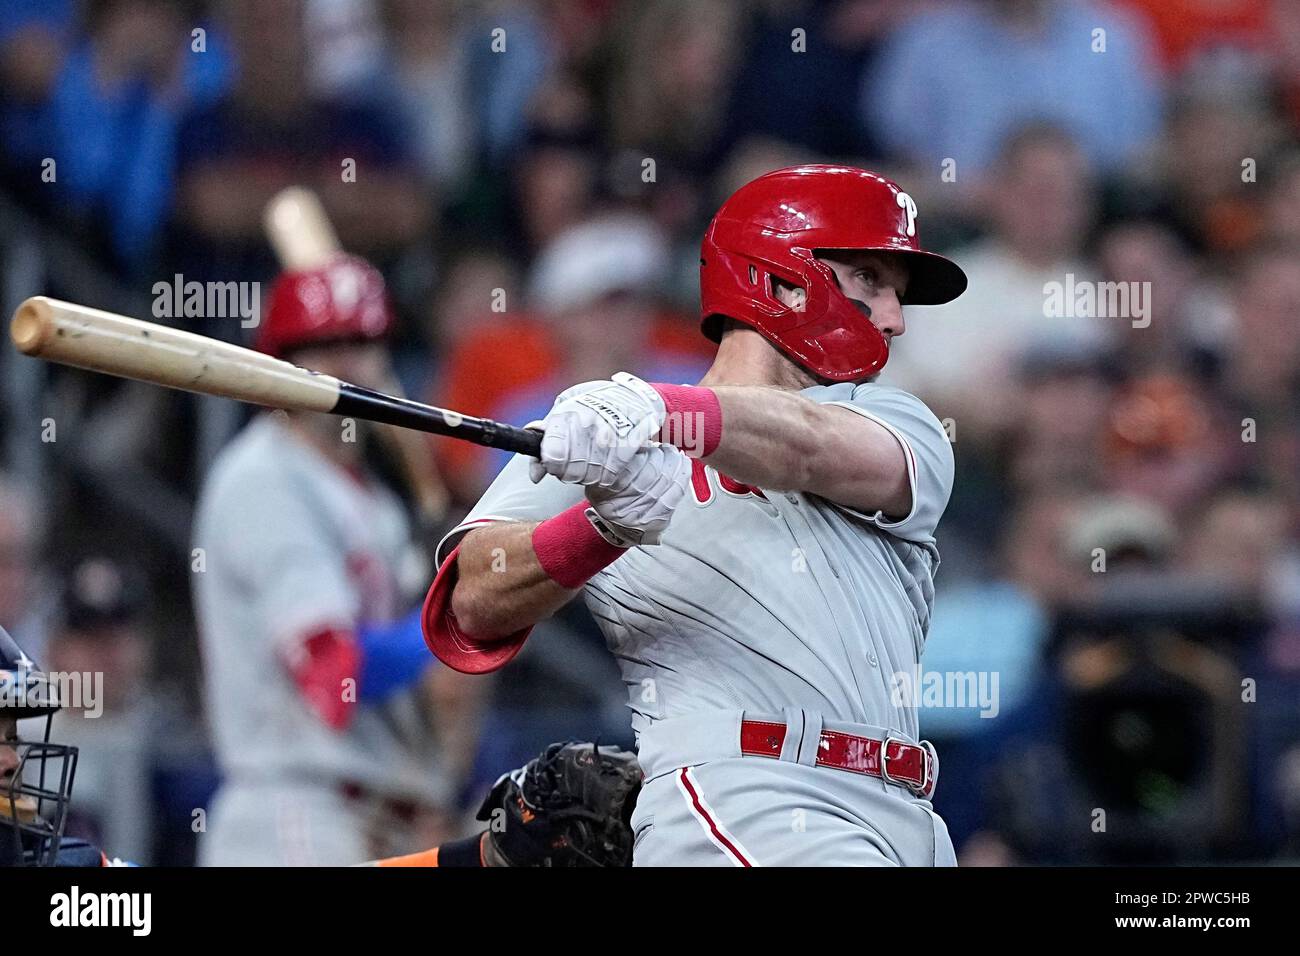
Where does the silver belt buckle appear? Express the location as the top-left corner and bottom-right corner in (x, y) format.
(880, 735), (935, 795)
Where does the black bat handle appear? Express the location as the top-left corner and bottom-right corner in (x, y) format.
(332, 382), (543, 458)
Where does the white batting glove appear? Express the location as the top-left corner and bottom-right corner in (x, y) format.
(582, 443), (691, 547)
(528, 373), (667, 488)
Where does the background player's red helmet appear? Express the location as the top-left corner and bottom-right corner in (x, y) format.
(699, 165), (967, 382)
(256, 253), (394, 358)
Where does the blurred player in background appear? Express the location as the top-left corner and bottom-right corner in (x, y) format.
(193, 254), (482, 865)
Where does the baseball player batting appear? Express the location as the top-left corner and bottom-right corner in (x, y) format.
(423, 165), (968, 866)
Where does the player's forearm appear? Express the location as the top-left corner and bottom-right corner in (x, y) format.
(658, 383), (909, 513)
(450, 521), (576, 637)
(701, 385), (830, 490)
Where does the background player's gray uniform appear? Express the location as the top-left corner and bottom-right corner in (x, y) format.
(441, 382), (957, 866)
(194, 415), (449, 865)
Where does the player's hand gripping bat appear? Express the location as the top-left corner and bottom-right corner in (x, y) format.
(8, 296), (543, 457)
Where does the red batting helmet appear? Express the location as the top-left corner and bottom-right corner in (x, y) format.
(257, 254), (394, 358)
(699, 165), (967, 382)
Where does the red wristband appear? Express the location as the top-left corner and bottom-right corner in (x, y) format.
(651, 383), (722, 457)
(532, 503), (627, 589)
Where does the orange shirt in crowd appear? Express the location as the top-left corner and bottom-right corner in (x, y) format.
(430, 316), (556, 499)
(1114, 0), (1274, 72)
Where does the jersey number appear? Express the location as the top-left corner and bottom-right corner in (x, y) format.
(690, 459), (766, 505)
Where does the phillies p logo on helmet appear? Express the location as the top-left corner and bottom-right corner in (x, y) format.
(896, 192), (918, 237)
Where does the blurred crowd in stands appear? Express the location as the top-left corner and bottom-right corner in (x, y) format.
(1, 0), (1299, 864)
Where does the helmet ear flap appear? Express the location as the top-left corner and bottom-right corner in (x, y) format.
(773, 248), (846, 332)
(700, 246), (797, 339)
(760, 265), (807, 313)
(752, 249), (817, 323)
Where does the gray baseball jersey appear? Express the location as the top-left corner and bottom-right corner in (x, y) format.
(441, 381), (958, 866)
(193, 415), (449, 863)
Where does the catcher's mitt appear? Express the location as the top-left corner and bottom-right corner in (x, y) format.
(476, 741), (642, 867)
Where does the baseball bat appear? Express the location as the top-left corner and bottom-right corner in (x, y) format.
(8, 296), (544, 457)
(263, 187), (453, 516)
(263, 186), (342, 270)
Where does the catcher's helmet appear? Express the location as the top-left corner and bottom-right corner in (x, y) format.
(700, 165), (967, 382)
(0, 626), (77, 866)
(256, 253), (393, 358)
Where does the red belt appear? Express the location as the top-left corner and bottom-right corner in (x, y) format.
(740, 719), (938, 798)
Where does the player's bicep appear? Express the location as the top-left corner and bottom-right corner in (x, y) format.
(812, 404), (913, 518)
(815, 389), (954, 544)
